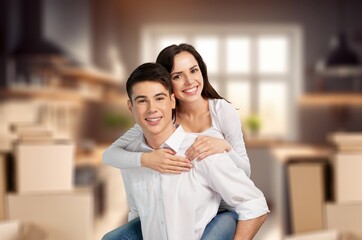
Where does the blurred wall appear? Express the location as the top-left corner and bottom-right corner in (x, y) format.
(93, 0), (362, 144)
(45, 0), (93, 65)
(2, 0), (362, 144)
(99, 0), (362, 90)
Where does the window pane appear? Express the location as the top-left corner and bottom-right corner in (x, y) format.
(226, 81), (250, 121)
(257, 36), (288, 74)
(157, 36), (187, 57)
(226, 37), (251, 74)
(258, 81), (288, 137)
(194, 37), (219, 74)
(209, 80), (220, 93)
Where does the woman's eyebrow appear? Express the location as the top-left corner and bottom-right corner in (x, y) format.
(171, 65), (198, 75)
(170, 71), (182, 76)
(190, 65), (198, 70)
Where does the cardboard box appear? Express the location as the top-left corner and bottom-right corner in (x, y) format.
(7, 189), (94, 240)
(0, 220), (46, 240)
(333, 154), (362, 203)
(0, 153), (6, 220)
(328, 132), (362, 153)
(0, 220), (21, 240)
(0, 100), (41, 152)
(285, 230), (339, 240)
(15, 142), (75, 193)
(287, 162), (326, 233)
(325, 202), (362, 239)
(10, 122), (52, 141)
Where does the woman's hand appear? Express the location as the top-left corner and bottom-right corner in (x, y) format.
(185, 136), (232, 160)
(141, 149), (193, 174)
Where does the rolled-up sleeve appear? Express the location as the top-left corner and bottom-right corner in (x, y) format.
(205, 153), (269, 220)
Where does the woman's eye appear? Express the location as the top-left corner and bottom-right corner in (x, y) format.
(172, 75), (181, 80)
(191, 68), (199, 73)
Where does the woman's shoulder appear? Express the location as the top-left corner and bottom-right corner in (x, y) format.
(209, 98), (236, 113)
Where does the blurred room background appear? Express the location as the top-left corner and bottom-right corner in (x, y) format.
(1, 0), (362, 239)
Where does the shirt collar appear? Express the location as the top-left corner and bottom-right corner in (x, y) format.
(160, 125), (185, 152)
(139, 124), (186, 152)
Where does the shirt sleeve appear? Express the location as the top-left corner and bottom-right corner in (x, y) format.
(214, 99), (251, 177)
(126, 184), (140, 221)
(204, 154), (269, 220)
(102, 124), (144, 169)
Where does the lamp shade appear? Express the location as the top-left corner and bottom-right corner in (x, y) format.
(325, 33), (360, 67)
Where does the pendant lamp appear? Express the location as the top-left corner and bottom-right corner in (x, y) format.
(325, 0), (360, 67)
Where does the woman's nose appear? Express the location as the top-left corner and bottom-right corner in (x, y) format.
(184, 74), (193, 85)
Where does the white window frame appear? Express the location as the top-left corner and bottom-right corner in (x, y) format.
(141, 24), (303, 141)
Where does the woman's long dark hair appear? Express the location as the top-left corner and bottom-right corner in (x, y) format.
(156, 43), (224, 100)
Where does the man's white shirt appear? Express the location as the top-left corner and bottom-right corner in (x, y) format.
(121, 125), (269, 240)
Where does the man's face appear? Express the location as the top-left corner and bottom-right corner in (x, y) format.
(128, 81), (176, 141)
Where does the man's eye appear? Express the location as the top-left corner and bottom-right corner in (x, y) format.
(156, 97), (165, 101)
(137, 99), (146, 104)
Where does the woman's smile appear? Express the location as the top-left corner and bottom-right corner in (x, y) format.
(182, 86), (198, 95)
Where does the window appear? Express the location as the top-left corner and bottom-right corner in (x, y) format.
(141, 24), (302, 140)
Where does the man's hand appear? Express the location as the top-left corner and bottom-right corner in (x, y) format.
(141, 149), (193, 174)
(185, 136), (232, 160)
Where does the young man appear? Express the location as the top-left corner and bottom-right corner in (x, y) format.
(105, 63), (269, 240)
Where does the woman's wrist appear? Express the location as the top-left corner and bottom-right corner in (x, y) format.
(224, 141), (232, 152)
(140, 152), (150, 168)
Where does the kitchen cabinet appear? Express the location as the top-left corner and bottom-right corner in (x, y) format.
(302, 66), (362, 106)
(299, 93), (362, 106)
(1, 59), (125, 104)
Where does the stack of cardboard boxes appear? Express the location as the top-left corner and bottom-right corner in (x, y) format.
(0, 124), (94, 240)
(325, 133), (362, 240)
(287, 160), (328, 234)
(286, 132), (362, 240)
(0, 153), (6, 221)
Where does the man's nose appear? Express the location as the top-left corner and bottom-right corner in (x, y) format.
(147, 100), (157, 112)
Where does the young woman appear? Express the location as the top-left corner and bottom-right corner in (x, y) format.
(102, 44), (251, 240)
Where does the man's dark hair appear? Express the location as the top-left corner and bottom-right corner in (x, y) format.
(126, 62), (176, 121)
(126, 62), (173, 101)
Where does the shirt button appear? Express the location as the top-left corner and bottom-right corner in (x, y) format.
(161, 221), (164, 224)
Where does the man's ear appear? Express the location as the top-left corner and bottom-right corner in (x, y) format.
(170, 93), (176, 109)
(127, 99), (133, 113)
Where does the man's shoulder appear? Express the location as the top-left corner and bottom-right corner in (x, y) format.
(196, 152), (231, 167)
(121, 166), (154, 177)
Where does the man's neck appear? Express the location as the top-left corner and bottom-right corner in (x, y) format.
(144, 124), (176, 149)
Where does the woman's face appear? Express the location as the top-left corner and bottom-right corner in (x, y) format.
(170, 51), (204, 103)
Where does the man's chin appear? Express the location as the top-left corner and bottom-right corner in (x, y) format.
(143, 125), (161, 134)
